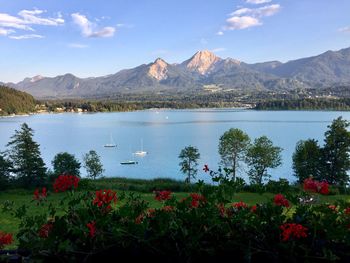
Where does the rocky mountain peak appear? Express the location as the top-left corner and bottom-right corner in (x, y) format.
(30, 75), (44, 83)
(185, 50), (222, 75)
(148, 58), (169, 81)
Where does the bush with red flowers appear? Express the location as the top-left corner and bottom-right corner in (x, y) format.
(303, 177), (329, 195)
(53, 174), (80, 192)
(3, 168), (350, 263)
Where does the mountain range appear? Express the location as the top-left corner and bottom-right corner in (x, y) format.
(5, 47), (350, 99)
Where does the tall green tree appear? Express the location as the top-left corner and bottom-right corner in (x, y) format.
(6, 123), (46, 187)
(292, 139), (322, 183)
(218, 128), (250, 181)
(52, 152), (81, 177)
(321, 117), (350, 185)
(83, 150), (104, 180)
(0, 152), (12, 190)
(246, 136), (282, 185)
(179, 146), (200, 183)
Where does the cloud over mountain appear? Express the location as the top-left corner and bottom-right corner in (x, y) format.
(71, 13), (115, 38)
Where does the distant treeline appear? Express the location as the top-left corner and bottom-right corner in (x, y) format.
(42, 99), (242, 112)
(0, 86), (36, 115)
(254, 98), (350, 111)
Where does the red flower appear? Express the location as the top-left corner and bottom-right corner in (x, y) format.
(217, 203), (226, 217)
(280, 223), (308, 241)
(86, 221), (96, 238)
(93, 189), (117, 212)
(33, 187), (48, 201)
(53, 175), (80, 192)
(251, 205), (257, 213)
(135, 214), (144, 224)
(162, 205), (174, 212)
(146, 208), (156, 218)
(318, 181), (329, 195)
(274, 194), (290, 208)
(203, 165), (209, 173)
(189, 193), (206, 208)
(0, 231), (13, 249)
(154, 190), (172, 201)
(344, 207), (350, 215)
(38, 223), (53, 238)
(328, 205), (337, 212)
(232, 201), (248, 209)
(303, 178), (329, 195)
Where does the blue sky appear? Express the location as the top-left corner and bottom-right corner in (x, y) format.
(1, 0), (350, 83)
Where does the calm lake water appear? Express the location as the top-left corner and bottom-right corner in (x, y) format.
(0, 109), (349, 183)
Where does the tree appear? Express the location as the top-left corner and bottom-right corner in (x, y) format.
(321, 117), (350, 185)
(6, 123), (46, 187)
(246, 136), (282, 185)
(292, 139), (322, 183)
(0, 152), (12, 190)
(218, 128), (250, 181)
(83, 150), (104, 180)
(179, 146), (200, 183)
(52, 152), (81, 177)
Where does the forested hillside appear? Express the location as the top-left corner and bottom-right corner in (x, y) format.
(0, 85), (36, 115)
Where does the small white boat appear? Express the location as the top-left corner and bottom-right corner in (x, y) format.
(104, 134), (117, 148)
(133, 139), (147, 156)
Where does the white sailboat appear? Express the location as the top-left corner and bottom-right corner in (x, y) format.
(104, 133), (117, 148)
(133, 139), (147, 156)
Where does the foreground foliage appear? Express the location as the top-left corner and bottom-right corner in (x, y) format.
(1, 173), (349, 263)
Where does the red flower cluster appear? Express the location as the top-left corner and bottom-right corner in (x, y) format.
(93, 190), (117, 212)
(154, 190), (172, 201)
(135, 214), (144, 225)
(232, 201), (248, 209)
(0, 231), (13, 249)
(345, 207), (350, 215)
(303, 178), (329, 195)
(190, 193), (206, 208)
(274, 194), (290, 208)
(203, 165), (209, 173)
(87, 221), (96, 238)
(33, 187), (47, 201)
(38, 223), (53, 238)
(162, 205), (174, 212)
(251, 205), (257, 213)
(53, 175), (80, 192)
(280, 223), (308, 241)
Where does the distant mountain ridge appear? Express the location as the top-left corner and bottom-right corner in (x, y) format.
(5, 47), (350, 99)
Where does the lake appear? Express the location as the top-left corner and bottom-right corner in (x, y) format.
(0, 109), (349, 183)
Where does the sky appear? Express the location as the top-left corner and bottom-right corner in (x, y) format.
(1, 0), (350, 83)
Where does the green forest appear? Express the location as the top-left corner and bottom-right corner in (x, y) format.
(0, 86), (36, 115)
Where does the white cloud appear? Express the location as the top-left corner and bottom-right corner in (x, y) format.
(217, 31), (224, 36)
(231, 4), (280, 17)
(0, 27), (14, 36)
(71, 13), (116, 38)
(226, 16), (262, 30)
(0, 9), (64, 39)
(246, 0), (272, 4)
(68, 43), (89, 48)
(223, 4), (280, 31)
(0, 9), (64, 30)
(339, 26), (350, 33)
(9, 34), (44, 40)
(211, 47), (226, 52)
